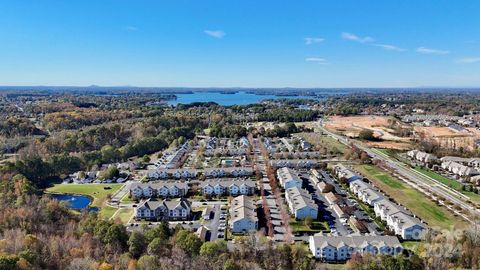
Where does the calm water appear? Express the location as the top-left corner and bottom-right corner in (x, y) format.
(50, 194), (99, 212)
(167, 91), (320, 106)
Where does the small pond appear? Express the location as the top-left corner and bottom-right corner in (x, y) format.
(50, 194), (99, 212)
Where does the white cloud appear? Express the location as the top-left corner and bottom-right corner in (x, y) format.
(305, 57), (328, 64)
(204, 30), (226, 39)
(304, 37), (325, 45)
(373, 43), (406, 52)
(456, 57), (480, 64)
(341, 32), (374, 43)
(416, 47), (449, 55)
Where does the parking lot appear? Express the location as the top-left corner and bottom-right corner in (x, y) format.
(301, 171), (351, 235)
(301, 169), (383, 236)
(318, 170), (383, 235)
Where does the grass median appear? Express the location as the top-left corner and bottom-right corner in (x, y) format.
(355, 164), (466, 230)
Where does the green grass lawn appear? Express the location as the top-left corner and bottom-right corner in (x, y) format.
(100, 206), (118, 219)
(120, 193), (133, 203)
(297, 132), (347, 154)
(355, 164), (466, 230)
(375, 148), (395, 157)
(46, 183), (122, 207)
(317, 263), (345, 270)
(113, 208), (134, 223)
(289, 218), (330, 233)
(401, 240), (421, 251)
(414, 166), (463, 190)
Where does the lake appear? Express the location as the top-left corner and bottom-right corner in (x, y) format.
(167, 91), (320, 106)
(50, 193), (99, 212)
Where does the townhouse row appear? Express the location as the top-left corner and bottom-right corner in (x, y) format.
(406, 150), (480, 177)
(199, 180), (257, 196)
(333, 164), (426, 240)
(155, 142), (189, 169)
(277, 167), (302, 189)
(229, 195), (258, 234)
(146, 167), (253, 180)
(135, 198), (192, 221)
(130, 182), (188, 199)
(285, 186), (318, 220)
(309, 235), (403, 261)
(406, 150), (438, 164)
(270, 159), (318, 169)
(130, 179), (257, 199)
(349, 179), (426, 240)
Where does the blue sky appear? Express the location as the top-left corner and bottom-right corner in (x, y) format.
(0, 0), (479, 88)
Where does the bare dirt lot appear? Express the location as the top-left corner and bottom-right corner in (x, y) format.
(326, 115), (396, 138)
(325, 115), (413, 150)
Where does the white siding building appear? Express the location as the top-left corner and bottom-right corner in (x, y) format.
(349, 179), (426, 240)
(130, 182), (188, 199)
(285, 187), (318, 220)
(309, 235), (403, 261)
(204, 167), (253, 178)
(277, 167), (302, 189)
(230, 195), (258, 234)
(333, 164), (362, 183)
(200, 179), (256, 196)
(135, 198), (191, 221)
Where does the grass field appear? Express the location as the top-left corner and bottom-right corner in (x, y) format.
(401, 241), (421, 251)
(317, 263), (345, 270)
(355, 164), (465, 230)
(372, 148), (480, 204)
(289, 218), (330, 233)
(414, 166), (463, 189)
(298, 132), (347, 154)
(100, 206), (118, 219)
(121, 193), (132, 203)
(112, 208), (134, 223)
(46, 183), (122, 207)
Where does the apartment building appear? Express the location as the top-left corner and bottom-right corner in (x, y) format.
(309, 235), (403, 261)
(285, 186), (318, 220)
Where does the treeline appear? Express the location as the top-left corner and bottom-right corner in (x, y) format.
(260, 123), (300, 138)
(10, 136), (169, 187)
(345, 253), (423, 270)
(7, 118), (201, 187)
(208, 122), (306, 139)
(209, 124), (247, 138)
(43, 109), (119, 131)
(0, 172), (315, 270)
(325, 95), (388, 115)
(0, 118), (44, 137)
(256, 108), (319, 122)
